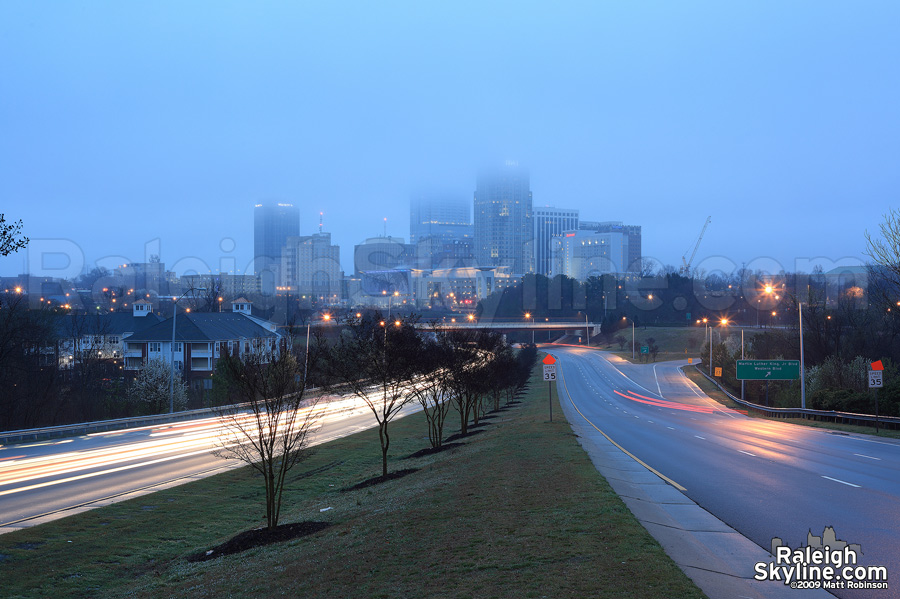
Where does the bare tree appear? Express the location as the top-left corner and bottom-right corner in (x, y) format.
(326, 313), (421, 477)
(410, 332), (455, 449)
(866, 208), (900, 312)
(215, 342), (320, 530)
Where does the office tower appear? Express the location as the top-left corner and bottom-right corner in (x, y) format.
(473, 161), (533, 274)
(409, 193), (474, 269)
(254, 201), (300, 294)
(281, 231), (342, 306)
(533, 207), (579, 276)
(579, 221), (642, 273)
(551, 229), (627, 281)
(353, 236), (416, 276)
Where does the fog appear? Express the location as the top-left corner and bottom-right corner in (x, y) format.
(2, 2), (898, 277)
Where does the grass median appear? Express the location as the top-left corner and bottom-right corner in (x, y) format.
(0, 366), (706, 599)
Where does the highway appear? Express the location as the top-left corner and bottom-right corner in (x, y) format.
(0, 396), (412, 532)
(552, 346), (898, 599)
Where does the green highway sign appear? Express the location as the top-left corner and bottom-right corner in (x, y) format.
(640, 345), (649, 354)
(736, 360), (800, 380)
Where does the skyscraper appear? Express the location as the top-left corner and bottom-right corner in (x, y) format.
(579, 221), (642, 273)
(473, 161), (533, 274)
(409, 193), (474, 269)
(254, 201), (300, 295)
(533, 207), (579, 276)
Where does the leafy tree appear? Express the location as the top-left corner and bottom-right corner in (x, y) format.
(0, 292), (58, 429)
(127, 358), (187, 413)
(0, 214), (28, 256)
(215, 342), (319, 530)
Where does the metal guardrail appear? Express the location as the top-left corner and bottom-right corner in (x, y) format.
(0, 407), (226, 445)
(692, 365), (900, 430)
(0, 387), (346, 446)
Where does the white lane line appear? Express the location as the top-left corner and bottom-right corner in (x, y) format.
(667, 426), (675, 430)
(652, 364), (663, 397)
(738, 450), (756, 457)
(821, 476), (860, 488)
(853, 453), (881, 460)
(694, 435), (706, 440)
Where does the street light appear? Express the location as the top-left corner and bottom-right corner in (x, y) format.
(170, 287), (205, 414)
(525, 312), (534, 344)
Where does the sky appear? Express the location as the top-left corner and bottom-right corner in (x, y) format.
(2, 1), (898, 280)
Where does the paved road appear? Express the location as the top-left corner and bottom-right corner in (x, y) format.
(551, 346), (898, 599)
(0, 396), (414, 532)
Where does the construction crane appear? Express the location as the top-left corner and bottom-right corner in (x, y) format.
(681, 216), (711, 275)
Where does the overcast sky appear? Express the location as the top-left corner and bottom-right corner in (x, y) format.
(2, 1), (898, 280)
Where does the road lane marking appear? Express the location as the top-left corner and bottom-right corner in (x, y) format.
(557, 361), (687, 492)
(667, 426), (675, 430)
(738, 450), (756, 457)
(821, 476), (860, 488)
(694, 435), (706, 440)
(652, 364), (663, 396)
(853, 453), (880, 460)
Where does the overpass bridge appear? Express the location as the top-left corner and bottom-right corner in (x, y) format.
(415, 320), (601, 336)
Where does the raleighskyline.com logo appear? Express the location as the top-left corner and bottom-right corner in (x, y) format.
(754, 527), (888, 591)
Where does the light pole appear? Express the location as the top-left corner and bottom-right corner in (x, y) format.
(170, 287), (205, 414)
(799, 301), (806, 409)
(525, 312), (534, 345)
(584, 313), (589, 346)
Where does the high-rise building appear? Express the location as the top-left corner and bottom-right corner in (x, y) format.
(551, 229), (626, 281)
(254, 202), (300, 294)
(533, 207), (579, 276)
(409, 193), (474, 269)
(281, 231), (342, 306)
(579, 221), (642, 273)
(473, 161), (533, 274)
(353, 236), (416, 276)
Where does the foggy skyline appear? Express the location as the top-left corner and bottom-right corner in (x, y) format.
(2, 2), (898, 279)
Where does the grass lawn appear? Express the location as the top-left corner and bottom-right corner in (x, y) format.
(0, 366), (706, 599)
(593, 325), (707, 364)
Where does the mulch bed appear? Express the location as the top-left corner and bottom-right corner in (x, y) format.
(444, 429), (484, 443)
(404, 442), (464, 459)
(342, 468), (419, 492)
(187, 521), (331, 562)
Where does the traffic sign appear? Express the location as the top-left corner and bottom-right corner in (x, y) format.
(714, 367), (722, 377)
(543, 364), (557, 381)
(640, 345), (649, 354)
(869, 370), (883, 388)
(736, 360), (800, 380)
(542, 354), (556, 365)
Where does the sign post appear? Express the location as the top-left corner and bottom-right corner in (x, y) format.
(869, 360), (884, 433)
(542, 354), (557, 422)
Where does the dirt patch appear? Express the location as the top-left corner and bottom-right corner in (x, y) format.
(404, 442), (464, 459)
(342, 468), (419, 492)
(187, 521), (331, 562)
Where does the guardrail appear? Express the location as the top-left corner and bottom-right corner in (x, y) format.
(0, 407), (227, 445)
(0, 387), (348, 446)
(692, 366), (900, 431)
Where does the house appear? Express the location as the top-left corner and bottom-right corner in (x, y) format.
(56, 300), (162, 367)
(123, 299), (281, 392)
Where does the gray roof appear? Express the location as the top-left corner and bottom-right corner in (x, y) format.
(127, 312), (278, 342)
(57, 312), (163, 337)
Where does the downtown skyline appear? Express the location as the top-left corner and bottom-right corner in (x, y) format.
(2, 2), (896, 279)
